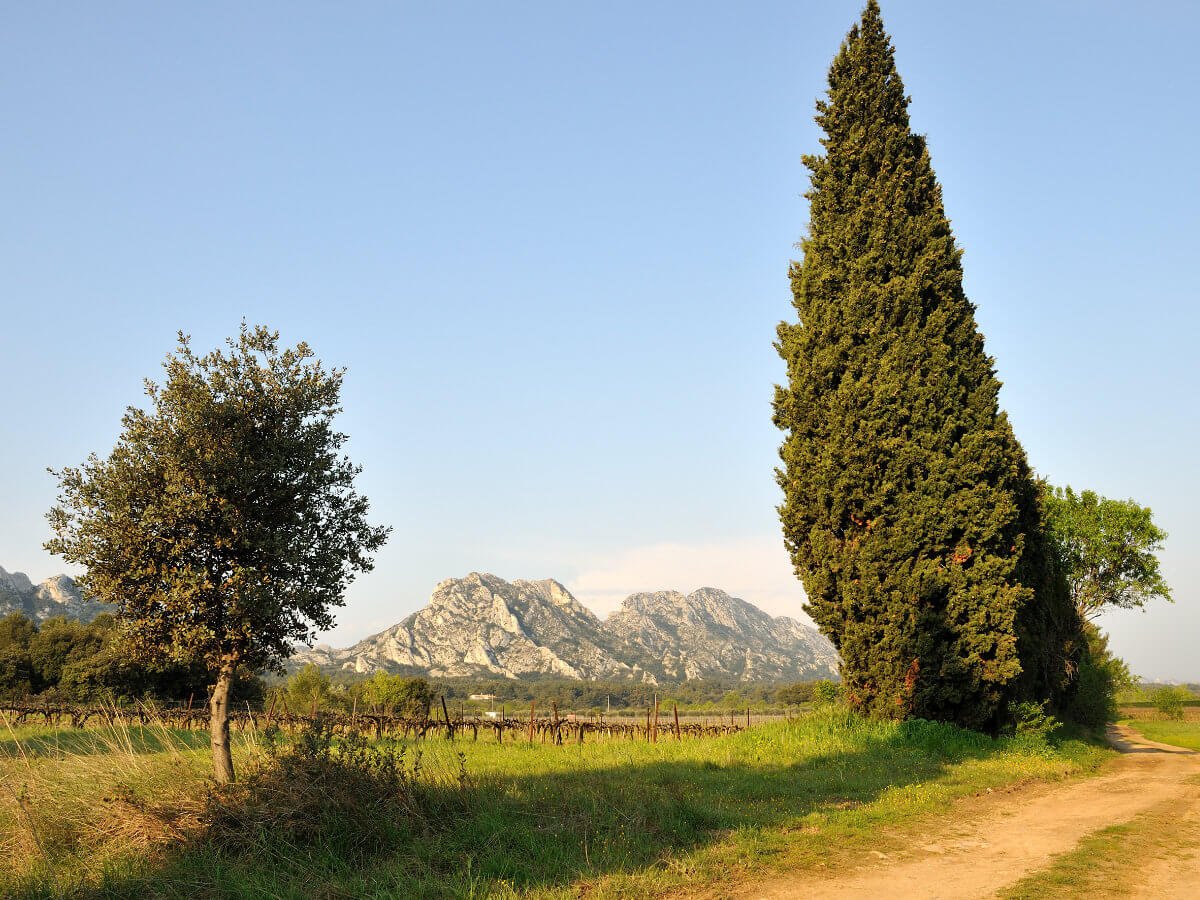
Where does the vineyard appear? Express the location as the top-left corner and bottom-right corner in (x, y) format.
(0, 698), (755, 745)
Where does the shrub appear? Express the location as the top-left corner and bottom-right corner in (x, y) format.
(1152, 686), (1190, 720)
(1008, 700), (1062, 741)
(812, 680), (840, 705)
(201, 720), (464, 863)
(1063, 625), (1132, 731)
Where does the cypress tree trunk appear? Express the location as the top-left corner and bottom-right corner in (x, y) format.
(774, 1), (1079, 730)
(209, 659), (237, 784)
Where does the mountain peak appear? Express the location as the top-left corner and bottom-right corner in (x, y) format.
(0, 566), (114, 624)
(297, 574), (838, 682)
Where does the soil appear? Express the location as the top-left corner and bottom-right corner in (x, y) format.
(713, 724), (1200, 899)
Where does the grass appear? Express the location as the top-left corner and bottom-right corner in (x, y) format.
(1123, 718), (1200, 751)
(1, 707), (1112, 899)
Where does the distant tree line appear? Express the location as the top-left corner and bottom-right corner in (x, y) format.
(278, 666), (842, 716)
(0, 612), (262, 705)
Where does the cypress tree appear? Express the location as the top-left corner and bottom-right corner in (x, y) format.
(773, 1), (1079, 730)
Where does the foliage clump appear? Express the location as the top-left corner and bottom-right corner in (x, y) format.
(202, 720), (464, 863)
(773, 1), (1081, 730)
(1151, 686), (1191, 721)
(1062, 626), (1132, 731)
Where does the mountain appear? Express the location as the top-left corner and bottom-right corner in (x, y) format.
(0, 565), (115, 623)
(606, 587), (839, 682)
(301, 572), (642, 680)
(299, 573), (838, 683)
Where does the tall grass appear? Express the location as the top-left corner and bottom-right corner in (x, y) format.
(0, 706), (254, 892)
(2, 706), (1111, 899)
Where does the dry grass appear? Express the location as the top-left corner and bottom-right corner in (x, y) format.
(0, 706), (241, 886)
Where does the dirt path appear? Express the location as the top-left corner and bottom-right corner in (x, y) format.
(719, 725), (1200, 899)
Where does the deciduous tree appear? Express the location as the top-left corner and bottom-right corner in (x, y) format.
(46, 325), (389, 782)
(1043, 485), (1171, 621)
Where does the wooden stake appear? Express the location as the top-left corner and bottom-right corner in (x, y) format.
(528, 700), (536, 743)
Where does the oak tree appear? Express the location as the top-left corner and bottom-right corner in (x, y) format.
(46, 325), (389, 782)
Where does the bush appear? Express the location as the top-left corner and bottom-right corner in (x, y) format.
(1152, 686), (1190, 720)
(1008, 700), (1062, 741)
(1063, 626), (1132, 731)
(202, 720), (464, 863)
(812, 680), (840, 705)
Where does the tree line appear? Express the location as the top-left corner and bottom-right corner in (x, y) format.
(282, 666), (841, 716)
(0, 612), (263, 704)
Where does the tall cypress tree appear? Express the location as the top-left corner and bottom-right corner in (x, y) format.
(774, 1), (1078, 729)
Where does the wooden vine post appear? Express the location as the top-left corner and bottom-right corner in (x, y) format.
(528, 700), (536, 743)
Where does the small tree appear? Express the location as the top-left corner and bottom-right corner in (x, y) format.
(285, 664), (336, 713)
(1152, 686), (1190, 721)
(1043, 485), (1171, 621)
(356, 671), (432, 718)
(46, 325), (389, 782)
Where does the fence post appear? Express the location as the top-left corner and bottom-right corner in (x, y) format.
(673, 702), (680, 741)
(528, 700), (536, 744)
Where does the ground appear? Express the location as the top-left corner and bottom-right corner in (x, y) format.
(704, 724), (1200, 899)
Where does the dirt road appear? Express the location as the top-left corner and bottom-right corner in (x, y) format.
(725, 725), (1200, 899)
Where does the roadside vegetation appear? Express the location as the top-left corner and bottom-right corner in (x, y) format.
(1, 706), (1111, 898)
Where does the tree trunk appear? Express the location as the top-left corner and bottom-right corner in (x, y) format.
(209, 660), (237, 784)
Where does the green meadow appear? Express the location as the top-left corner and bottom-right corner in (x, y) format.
(1123, 719), (1200, 752)
(2, 708), (1110, 899)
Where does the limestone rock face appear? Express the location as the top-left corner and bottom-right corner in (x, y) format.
(298, 574), (838, 683)
(605, 587), (840, 682)
(300, 572), (636, 680)
(0, 565), (115, 623)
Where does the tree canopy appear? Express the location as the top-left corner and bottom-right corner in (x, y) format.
(46, 324), (389, 781)
(1043, 485), (1171, 621)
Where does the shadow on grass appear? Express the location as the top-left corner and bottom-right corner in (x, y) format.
(8, 719), (1055, 899)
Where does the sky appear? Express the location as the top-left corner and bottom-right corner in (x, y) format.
(2, 2), (1196, 680)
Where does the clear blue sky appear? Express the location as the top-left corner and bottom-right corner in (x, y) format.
(2, 2), (1195, 679)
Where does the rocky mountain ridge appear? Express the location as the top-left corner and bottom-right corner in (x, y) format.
(298, 573), (838, 683)
(0, 565), (115, 623)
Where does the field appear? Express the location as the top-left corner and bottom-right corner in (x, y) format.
(1123, 719), (1200, 751)
(1117, 706), (1200, 752)
(0, 706), (1111, 899)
